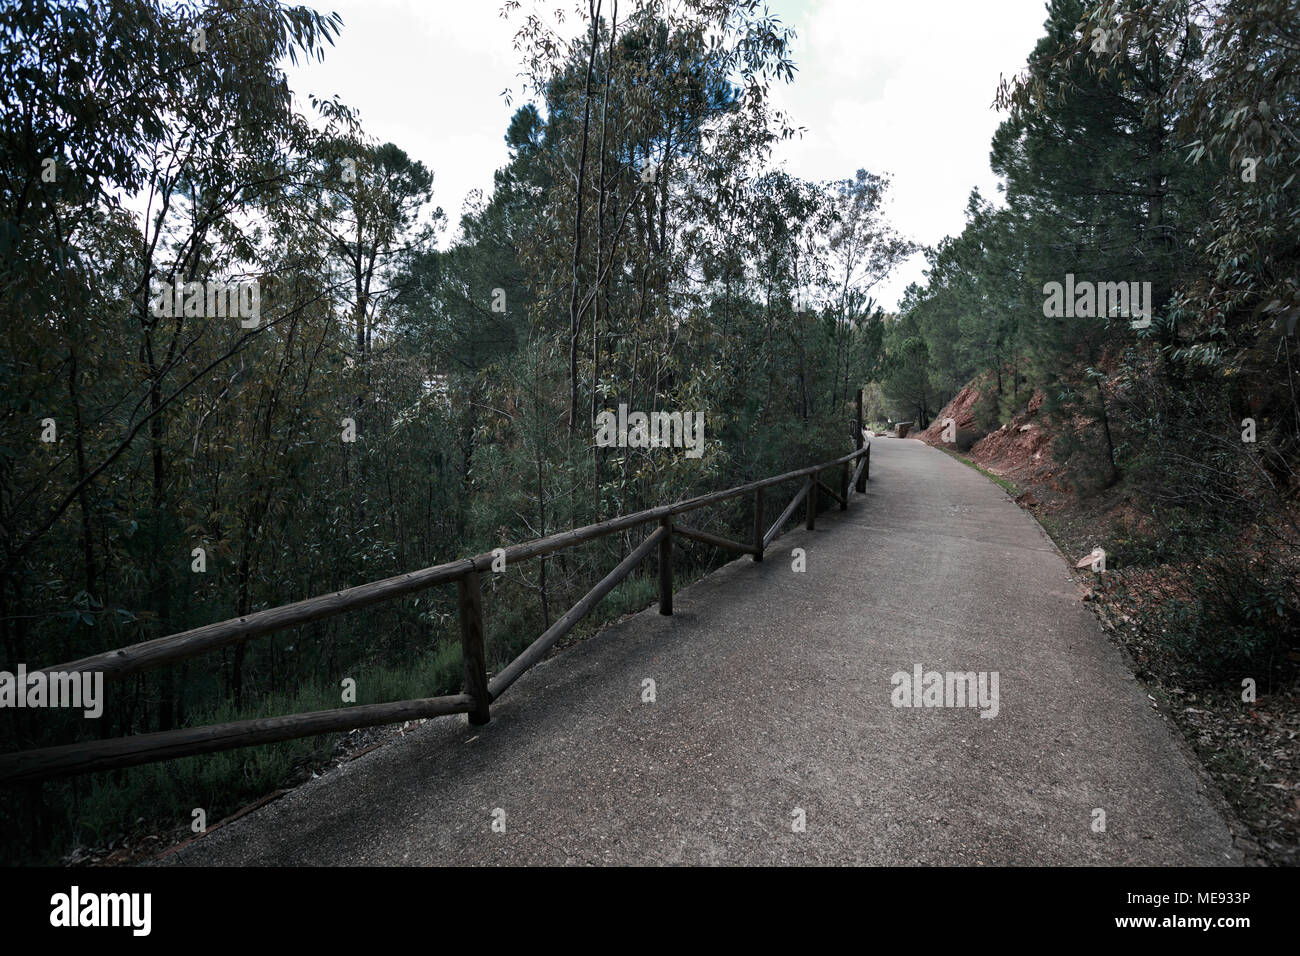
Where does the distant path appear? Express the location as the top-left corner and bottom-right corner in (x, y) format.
(161, 437), (1242, 865)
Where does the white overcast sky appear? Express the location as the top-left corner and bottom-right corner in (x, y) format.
(284, 0), (1050, 310)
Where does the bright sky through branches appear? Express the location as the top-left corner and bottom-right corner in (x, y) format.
(284, 0), (1047, 310)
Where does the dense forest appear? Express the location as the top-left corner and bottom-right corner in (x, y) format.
(1, 0), (1296, 864)
(0, 0), (907, 859)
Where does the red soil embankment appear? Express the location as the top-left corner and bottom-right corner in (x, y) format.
(919, 383), (1060, 490)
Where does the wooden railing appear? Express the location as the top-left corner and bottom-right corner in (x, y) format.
(0, 428), (872, 785)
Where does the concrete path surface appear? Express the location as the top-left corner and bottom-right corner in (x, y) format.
(161, 437), (1243, 865)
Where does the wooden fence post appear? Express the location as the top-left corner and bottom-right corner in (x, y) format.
(805, 475), (817, 530)
(839, 462), (849, 510)
(752, 487), (764, 561)
(658, 516), (673, 615)
(457, 572), (490, 725)
(865, 443), (871, 483)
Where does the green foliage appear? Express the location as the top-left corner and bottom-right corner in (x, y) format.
(1146, 559), (1297, 681)
(2, 634), (466, 860)
(1104, 523), (1167, 569)
(872, 0), (1300, 688)
(0, 0), (900, 862)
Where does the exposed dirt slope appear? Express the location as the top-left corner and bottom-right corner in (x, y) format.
(919, 383), (1058, 488)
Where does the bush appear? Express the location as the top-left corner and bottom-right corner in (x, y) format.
(1145, 557), (1298, 683)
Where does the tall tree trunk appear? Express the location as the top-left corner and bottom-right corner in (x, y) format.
(143, 328), (175, 731)
(536, 452), (549, 629)
(592, 8), (614, 524)
(566, 0), (602, 437)
(67, 349), (97, 599)
(1095, 376), (1119, 487)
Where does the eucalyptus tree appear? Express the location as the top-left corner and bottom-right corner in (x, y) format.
(501, 0), (802, 532)
(0, 1), (341, 726)
(822, 169), (915, 410)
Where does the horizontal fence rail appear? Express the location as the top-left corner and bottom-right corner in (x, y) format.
(0, 432), (873, 785)
(3, 696), (476, 783)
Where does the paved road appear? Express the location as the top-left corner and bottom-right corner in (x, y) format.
(162, 437), (1243, 865)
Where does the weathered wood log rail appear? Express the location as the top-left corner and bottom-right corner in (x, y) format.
(0, 431), (872, 785)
